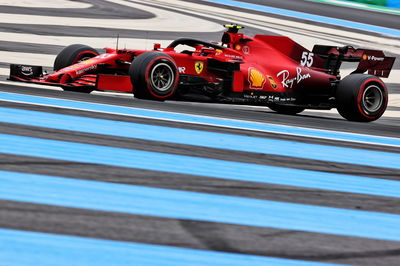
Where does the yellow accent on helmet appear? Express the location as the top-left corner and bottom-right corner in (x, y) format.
(223, 24), (244, 29)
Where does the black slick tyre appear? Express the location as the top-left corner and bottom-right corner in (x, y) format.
(54, 44), (99, 93)
(54, 44), (99, 71)
(336, 74), (388, 122)
(129, 52), (179, 100)
(267, 103), (305, 115)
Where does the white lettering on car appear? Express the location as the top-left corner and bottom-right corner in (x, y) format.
(178, 67), (186, 74)
(21, 66), (33, 76)
(76, 65), (97, 75)
(367, 56), (384, 61)
(300, 51), (314, 67)
(277, 67), (311, 88)
(296, 67), (311, 83)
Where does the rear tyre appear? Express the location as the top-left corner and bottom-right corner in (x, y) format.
(267, 103), (305, 115)
(129, 52), (179, 100)
(54, 44), (99, 93)
(336, 74), (387, 122)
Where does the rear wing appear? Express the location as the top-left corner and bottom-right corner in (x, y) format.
(312, 45), (396, 78)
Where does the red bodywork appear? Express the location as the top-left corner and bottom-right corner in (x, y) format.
(9, 26), (395, 108)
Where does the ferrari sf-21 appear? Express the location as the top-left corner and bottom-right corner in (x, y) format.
(10, 25), (396, 122)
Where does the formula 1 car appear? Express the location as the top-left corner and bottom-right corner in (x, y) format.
(10, 24), (395, 122)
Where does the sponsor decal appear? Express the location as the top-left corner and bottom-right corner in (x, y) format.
(366, 55), (384, 61)
(244, 93), (296, 103)
(277, 67), (311, 88)
(235, 44), (241, 51)
(76, 65), (97, 75)
(242, 45), (250, 55)
(248, 67), (266, 89)
(266, 75), (278, 90)
(178, 67), (186, 74)
(21, 66), (33, 76)
(195, 62), (204, 74)
(224, 54), (243, 59)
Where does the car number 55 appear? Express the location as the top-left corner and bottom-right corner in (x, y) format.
(300, 51), (314, 67)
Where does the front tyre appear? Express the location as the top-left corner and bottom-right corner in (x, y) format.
(54, 44), (99, 93)
(336, 74), (388, 122)
(129, 52), (179, 100)
(54, 44), (99, 71)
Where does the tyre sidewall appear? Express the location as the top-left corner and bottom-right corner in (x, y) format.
(145, 56), (179, 98)
(356, 78), (388, 120)
(130, 52), (179, 100)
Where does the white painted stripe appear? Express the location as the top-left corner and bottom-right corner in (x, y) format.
(0, 31), (172, 49)
(325, 0), (368, 8)
(0, 0), (223, 32)
(0, 68), (10, 76)
(0, 52), (55, 67)
(0, 0), (92, 8)
(389, 94), (400, 108)
(0, 32), (173, 51)
(0, 32), (158, 47)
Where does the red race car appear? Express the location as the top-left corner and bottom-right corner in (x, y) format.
(10, 24), (395, 122)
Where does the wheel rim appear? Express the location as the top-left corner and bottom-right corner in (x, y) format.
(361, 85), (383, 114)
(150, 63), (174, 92)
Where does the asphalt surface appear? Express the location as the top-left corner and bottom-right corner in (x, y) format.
(0, 0), (399, 265)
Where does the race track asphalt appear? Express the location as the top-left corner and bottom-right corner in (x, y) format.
(0, 1), (399, 265)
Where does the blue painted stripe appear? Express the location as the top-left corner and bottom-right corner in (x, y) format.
(205, 0), (400, 37)
(0, 134), (399, 198)
(1, 107), (400, 171)
(387, 0), (400, 8)
(0, 229), (340, 266)
(1, 171), (400, 241)
(1, 91), (400, 147)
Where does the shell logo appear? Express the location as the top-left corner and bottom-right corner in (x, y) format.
(248, 67), (266, 89)
(362, 54), (367, 60)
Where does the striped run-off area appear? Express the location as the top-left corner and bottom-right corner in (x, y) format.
(0, 0), (400, 265)
(1, 91), (400, 266)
